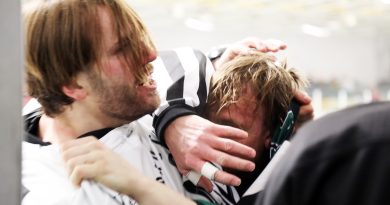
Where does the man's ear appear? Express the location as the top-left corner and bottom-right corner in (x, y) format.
(62, 83), (86, 101)
(62, 75), (88, 101)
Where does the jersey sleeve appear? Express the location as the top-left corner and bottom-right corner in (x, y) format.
(152, 48), (214, 146)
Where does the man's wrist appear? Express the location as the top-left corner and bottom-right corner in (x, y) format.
(128, 174), (153, 201)
(154, 105), (197, 148)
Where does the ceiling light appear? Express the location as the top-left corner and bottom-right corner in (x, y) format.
(381, 0), (390, 4)
(343, 14), (357, 27)
(185, 18), (214, 32)
(301, 24), (331, 38)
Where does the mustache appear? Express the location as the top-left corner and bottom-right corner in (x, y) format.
(136, 63), (154, 86)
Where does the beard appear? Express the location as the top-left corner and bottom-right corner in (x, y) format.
(89, 71), (160, 123)
(100, 83), (160, 122)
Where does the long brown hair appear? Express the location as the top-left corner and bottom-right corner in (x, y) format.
(24, 0), (155, 116)
(207, 54), (308, 134)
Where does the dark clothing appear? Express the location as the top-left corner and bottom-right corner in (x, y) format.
(236, 150), (270, 196)
(257, 102), (390, 205)
(24, 109), (50, 146)
(24, 109), (113, 145)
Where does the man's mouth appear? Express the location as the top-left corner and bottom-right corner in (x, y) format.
(138, 75), (156, 89)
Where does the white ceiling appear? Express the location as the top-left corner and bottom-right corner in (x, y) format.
(127, 1), (390, 86)
(131, 0), (390, 37)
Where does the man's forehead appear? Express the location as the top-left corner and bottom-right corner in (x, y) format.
(236, 84), (257, 101)
(97, 7), (116, 40)
(219, 90), (259, 112)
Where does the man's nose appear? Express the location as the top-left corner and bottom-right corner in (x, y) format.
(144, 49), (157, 64)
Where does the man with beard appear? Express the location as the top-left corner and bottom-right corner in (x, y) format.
(22, 0), (209, 204)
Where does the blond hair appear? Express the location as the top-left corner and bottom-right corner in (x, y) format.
(207, 54), (308, 133)
(24, 0), (155, 116)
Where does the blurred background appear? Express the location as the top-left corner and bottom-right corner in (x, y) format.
(129, 0), (390, 117)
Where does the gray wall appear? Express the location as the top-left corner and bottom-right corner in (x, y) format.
(0, 0), (22, 204)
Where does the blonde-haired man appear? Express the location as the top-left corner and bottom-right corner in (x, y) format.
(202, 53), (308, 203)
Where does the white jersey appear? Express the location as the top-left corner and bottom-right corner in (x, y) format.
(23, 115), (207, 205)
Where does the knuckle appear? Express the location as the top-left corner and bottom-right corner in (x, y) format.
(203, 123), (219, 135)
(59, 143), (68, 152)
(183, 155), (194, 167)
(227, 177), (236, 185)
(92, 141), (103, 149)
(86, 139), (101, 149)
(74, 167), (85, 179)
(215, 171), (224, 180)
(197, 133), (206, 142)
(214, 171), (221, 180)
(215, 171), (229, 184)
(67, 158), (76, 170)
(66, 159), (77, 171)
(216, 155), (226, 165)
(96, 150), (104, 158)
(224, 141), (233, 152)
(187, 143), (200, 155)
(178, 167), (188, 175)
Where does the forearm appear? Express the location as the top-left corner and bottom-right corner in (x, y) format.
(130, 176), (196, 205)
(153, 48), (214, 144)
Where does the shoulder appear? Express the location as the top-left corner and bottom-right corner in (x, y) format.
(293, 101), (390, 162)
(260, 102), (390, 205)
(275, 102), (390, 175)
(155, 47), (208, 70)
(158, 47), (206, 59)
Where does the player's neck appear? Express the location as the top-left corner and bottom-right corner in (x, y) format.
(38, 104), (124, 144)
(38, 113), (79, 144)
